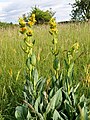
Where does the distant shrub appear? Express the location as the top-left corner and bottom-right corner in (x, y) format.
(0, 21), (17, 28)
(28, 6), (55, 24)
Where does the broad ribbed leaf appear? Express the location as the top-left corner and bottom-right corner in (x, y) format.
(79, 104), (88, 120)
(15, 106), (28, 120)
(64, 100), (75, 116)
(35, 96), (40, 112)
(53, 109), (64, 120)
(46, 88), (62, 114)
(36, 77), (46, 93)
(62, 90), (72, 104)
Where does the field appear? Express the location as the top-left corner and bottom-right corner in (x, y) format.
(0, 22), (90, 119)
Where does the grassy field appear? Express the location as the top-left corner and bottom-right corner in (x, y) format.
(0, 22), (90, 119)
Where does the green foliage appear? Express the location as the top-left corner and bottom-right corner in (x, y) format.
(15, 18), (90, 120)
(0, 112), (4, 120)
(71, 0), (90, 21)
(0, 22), (90, 120)
(29, 6), (55, 24)
(0, 21), (17, 28)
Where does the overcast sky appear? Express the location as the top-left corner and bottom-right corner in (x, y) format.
(0, 0), (75, 23)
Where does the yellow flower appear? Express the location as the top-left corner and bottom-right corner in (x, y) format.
(49, 18), (56, 27)
(19, 18), (26, 27)
(29, 14), (36, 25)
(49, 18), (58, 35)
(72, 42), (79, 52)
(49, 27), (58, 35)
(26, 29), (33, 36)
(50, 22), (56, 28)
(28, 21), (34, 27)
(51, 28), (58, 33)
(20, 27), (27, 34)
(32, 14), (35, 18)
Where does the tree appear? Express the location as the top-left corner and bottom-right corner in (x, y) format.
(71, 0), (90, 21)
(29, 6), (55, 24)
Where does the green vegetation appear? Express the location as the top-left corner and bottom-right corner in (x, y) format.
(0, 22), (17, 28)
(0, 21), (90, 120)
(71, 0), (90, 21)
(28, 6), (55, 24)
(15, 16), (90, 120)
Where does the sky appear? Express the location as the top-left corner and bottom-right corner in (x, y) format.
(0, 0), (75, 23)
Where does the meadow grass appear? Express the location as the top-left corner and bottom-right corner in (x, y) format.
(0, 22), (90, 119)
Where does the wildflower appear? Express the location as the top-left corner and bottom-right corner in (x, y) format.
(49, 18), (57, 28)
(49, 18), (58, 35)
(20, 27), (27, 34)
(28, 21), (34, 27)
(72, 42), (79, 52)
(19, 18), (26, 27)
(50, 28), (58, 35)
(29, 14), (36, 25)
(26, 29), (33, 36)
(32, 14), (35, 18)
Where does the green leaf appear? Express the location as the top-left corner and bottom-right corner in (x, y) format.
(37, 112), (44, 120)
(68, 62), (74, 78)
(31, 53), (36, 66)
(80, 94), (85, 103)
(53, 109), (64, 120)
(36, 77), (47, 93)
(64, 99), (75, 116)
(62, 90), (72, 105)
(74, 83), (80, 93)
(26, 57), (32, 70)
(46, 88), (62, 114)
(15, 105), (28, 120)
(79, 103), (88, 120)
(35, 96), (41, 112)
(60, 112), (68, 120)
(33, 68), (38, 87)
(49, 88), (54, 98)
(27, 110), (31, 120)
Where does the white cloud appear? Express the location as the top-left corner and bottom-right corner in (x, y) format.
(0, 0), (75, 23)
(0, 1), (12, 22)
